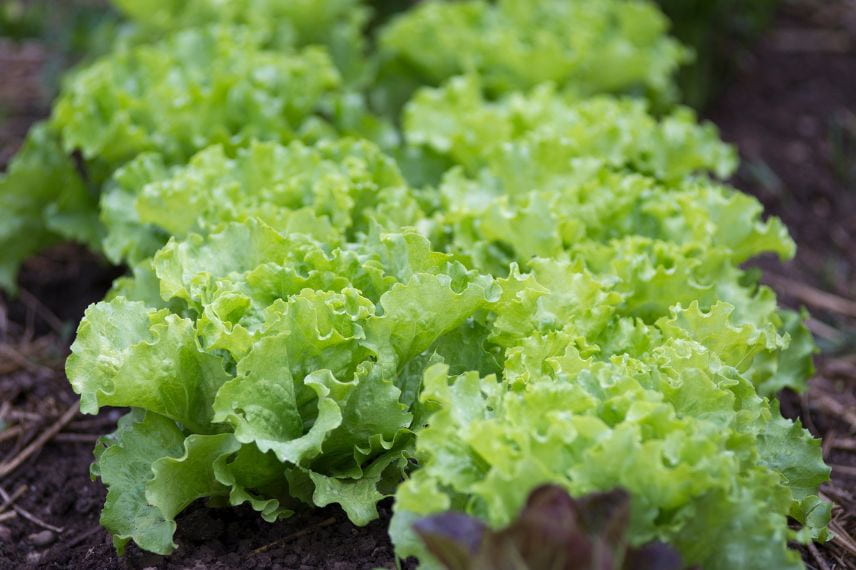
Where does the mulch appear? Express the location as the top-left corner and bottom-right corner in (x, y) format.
(0, 0), (854, 568)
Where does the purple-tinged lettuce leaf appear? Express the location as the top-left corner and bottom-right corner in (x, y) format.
(413, 485), (690, 570)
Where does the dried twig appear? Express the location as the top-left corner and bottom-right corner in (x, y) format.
(0, 401), (79, 479)
(66, 526), (103, 549)
(6, 410), (45, 422)
(821, 432), (835, 459)
(830, 438), (856, 451)
(68, 415), (122, 431)
(829, 520), (856, 558)
(829, 464), (856, 478)
(0, 426), (23, 445)
(811, 393), (856, 432)
(252, 517), (337, 554)
(0, 485), (63, 533)
(822, 358), (856, 378)
(0, 344), (54, 376)
(0, 511), (16, 523)
(801, 391), (819, 437)
(805, 318), (844, 343)
(6, 410), (43, 422)
(807, 542), (832, 570)
(763, 273), (856, 318)
(0, 484), (26, 514)
(0, 423), (36, 466)
(770, 29), (852, 54)
(822, 485), (854, 507)
(53, 433), (100, 444)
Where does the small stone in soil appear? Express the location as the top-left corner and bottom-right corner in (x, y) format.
(0, 524), (11, 542)
(28, 530), (55, 546)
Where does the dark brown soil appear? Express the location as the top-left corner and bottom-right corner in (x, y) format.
(707, 1), (856, 567)
(0, 38), (48, 169)
(710, 0), (856, 305)
(1, 0), (855, 569)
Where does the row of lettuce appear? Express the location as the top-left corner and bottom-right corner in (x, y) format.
(0, 1), (829, 568)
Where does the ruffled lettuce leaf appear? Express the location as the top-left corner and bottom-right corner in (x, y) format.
(53, 25), (342, 167)
(390, 257), (828, 569)
(92, 408), (293, 555)
(110, 0), (371, 85)
(377, 0), (689, 112)
(0, 123), (99, 292)
(101, 138), (422, 265)
(403, 76), (736, 183)
(0, 22), (377, 291)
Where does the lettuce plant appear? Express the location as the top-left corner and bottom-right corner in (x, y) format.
(0, 1), (830, 567)
(402, 76), (737, 184)
(69, 217), (499, 554)
(391, 264), (829, 569)
(66, 139), (499, 553)
(377, 0), (689, 112)
(52, 26), (343, 168)
(110, 0), (371, 85)
(402, 78), (808, 398)
(0, 124), (99, 291)
(100, 138), (422, 266)
(0, 23), (379, 291)
(384, 75), (827, 570)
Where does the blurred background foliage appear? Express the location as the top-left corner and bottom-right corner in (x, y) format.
(0, 0), (119, 91)
(655, 0), (782, 108)
(367, 0), (783, 110)
(0, 0), (784, 111)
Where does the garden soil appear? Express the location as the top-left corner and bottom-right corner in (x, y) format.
(1, 0), (854, 568)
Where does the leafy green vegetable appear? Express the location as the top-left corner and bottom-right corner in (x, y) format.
(413, 485), (690, 570)
(53, 25), (342, 167)
(402, 76), (737, 184)
(110, 0), (371, 85)
(400, 79), (803, 398)
(391, 309), (828, 570)
(0, 22), (384, 290)
(100, 138), (421, 266)
(69, 213), (499, 553)
(0, 123), (98, 292)
(377, 0), (689, 113)
(384, 68), (827, 568)
(0, 1), (827, 567)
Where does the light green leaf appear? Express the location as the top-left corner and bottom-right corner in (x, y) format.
(93, 410), (186, 555)
(68, 297), (230, 433)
